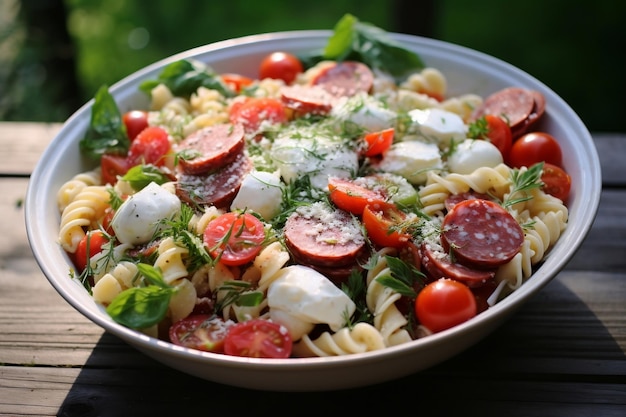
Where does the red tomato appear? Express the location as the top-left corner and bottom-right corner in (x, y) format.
(169, 315), (234, 353)
(74, 230), (109, 273)
(127, 126), (171, 168)
(328, 177), (387, 215)
(483, 115), (513, 160)
(541, 162), (572, 201)
(223, 319), (292, 358)
(362, 203), (411, 248)
(122, 110), (149, 140)
(221, 73), (254, 93)
(508, 132), (563, 168)
(363, 128), (394, 157)
(259, 52), (303, 84)
(229, 97), (288, 133)
(100, 153), (130, 185)
(203, 212), (266, 266)
(415, 278), (477, 333)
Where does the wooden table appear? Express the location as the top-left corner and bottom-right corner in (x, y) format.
(1, 122), (624, 416)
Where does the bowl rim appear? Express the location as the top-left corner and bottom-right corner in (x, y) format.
(25, 30), (602, 373)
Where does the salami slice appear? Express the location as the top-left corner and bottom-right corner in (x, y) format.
(175, 152), (252, 209)
(280, 85), (335, 115)
(443, 192), (492, 212)
(311, 61), (374, 98)
(175, 123), (245, 175)
(420, 242), (495, 288)
(284, 202), (367, 269)
(441, 199), (524, 268)
(473, 87), (546, 138)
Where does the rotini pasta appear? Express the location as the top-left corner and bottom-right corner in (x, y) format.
(293, 322), (385, 357)
(58, 185), (110, 253)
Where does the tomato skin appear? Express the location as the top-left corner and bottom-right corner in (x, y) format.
(508, 132), (563, 168)
(229, 97), (288, 133)
(363, 128), (394, 157)
(483, 115), (513, 160)
(415, 278), (477, 333)
(169, 315), (234, 353)
(541, 162), (572, 201)
(259, 52), (303, 84)
(328, 177), (387, 215)
(74, 230), (109, 273)
(100, 153), (130, 185)
(223, 319), (292, 358)
(221, 73), (254, 93)
(362, 203), (411, 249)
(127, 126), (171, 168)
(203, 212), (266, 266)
(122, 110), (149, 140)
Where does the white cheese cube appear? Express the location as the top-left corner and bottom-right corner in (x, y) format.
(447, 139), (503, 174)
(377, 141), (442, 185)
(230, 170), (283, 220)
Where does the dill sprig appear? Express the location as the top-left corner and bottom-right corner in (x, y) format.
(503, 162), (545, 209)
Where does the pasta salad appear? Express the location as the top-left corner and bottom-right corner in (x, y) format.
(56, 14), (570, 359)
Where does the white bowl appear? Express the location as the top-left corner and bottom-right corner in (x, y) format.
(25, 30), (601, 391)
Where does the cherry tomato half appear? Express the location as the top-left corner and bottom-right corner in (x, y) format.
(363, 128), (394, 157)
(169, 315), (234, 353)
(74, 230), (109, 273)
(203, 212), (266, 266)
(221, 73), (254, 93)
(223, 319), (292, 358)
(127, 126), (171, 168)
(415, 278), (477, 333)
(362, 203), (411, 249)
(259, 52), (303, 84)
(328, 177), (387, 215)
(541, 162), (572, 201)
(508, 132), (563, 168)
(122, 110), (149, 140)
(229, 97), (288, 133)
(100, 153), (130, 186)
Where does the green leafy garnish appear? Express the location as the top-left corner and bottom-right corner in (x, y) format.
(214, 280), (263, 312)
(139, 59), (235, 98)
(503, 162), (545, 209)
(79, 85), (130, 160)
(122, 164), (171, 191)
(341, 268), (374, 326)
(375, 255), (424, 298)
(106, 263), (176, 329)
(320, 14), (425, 79)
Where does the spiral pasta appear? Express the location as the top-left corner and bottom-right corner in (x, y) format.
(92, 261), (138, 305)
(58, 185), (110, 253)
(57, 169), (102, 212)
(293, 322), (386, 357)
(154, 237), (189, 285)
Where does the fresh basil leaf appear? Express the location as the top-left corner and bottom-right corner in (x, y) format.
(122, 164), (170, 191)
(79, 85), (130, 160)
(136, 263), (169, 288)
(322, 13), (425, 79)
(375, 273), (417, 298)
(140, 59), (235, 98)
(235, 291), (264, 307)
(106, 285), (173, 329)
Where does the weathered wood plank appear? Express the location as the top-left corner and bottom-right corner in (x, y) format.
(0, 122), (62, 176)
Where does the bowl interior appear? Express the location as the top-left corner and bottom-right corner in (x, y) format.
(25, 30), (601, 391)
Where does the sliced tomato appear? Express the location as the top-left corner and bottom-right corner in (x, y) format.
(508, 132), (563, 168)
(126, 126), (171, 168)
(259, 52), (303, 84)
(221, 73), (254, 93)
(328, 177), (387, 215)
(203, 212), (266, 266)
(541, 162), (572, 201)
(415, 278), (477, 333)
(362, 203), (411, 248)
(74, 230), (109, 273)
(100, 153), (130, 186)
(169, 315), (234, 353)
(229, 97), (288, 133)
(122, 110), (149, 140)
(223, 319), (292, 358)
(363, 128), (394, 157)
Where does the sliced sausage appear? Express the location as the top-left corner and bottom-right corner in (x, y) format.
(175, 123), (245, 175)
(420, 242), (495, 288)
(311, 61), (374, 97)
(175, 152), (252, 209)
(441, 199), (524, 269)
(444, 191), (492, 212)
(280, 84), (335, 115)
(284, 203), (367, 269)
(473, 87), (546, 138)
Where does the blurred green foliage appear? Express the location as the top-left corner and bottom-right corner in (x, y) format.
(1, 0), (624, 132)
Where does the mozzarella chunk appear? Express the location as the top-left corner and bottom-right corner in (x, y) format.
(448, 139), (503, 174)
(111, 182), (181, 245)
(377, 141), (442, 185)
(331, 92), (397, 132)
(267, 265), (356, 332)
(230, 170), (283, 220)
(408, 108), (466, 147)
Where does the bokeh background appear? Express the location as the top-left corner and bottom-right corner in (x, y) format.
(1, 0), (624, 132)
